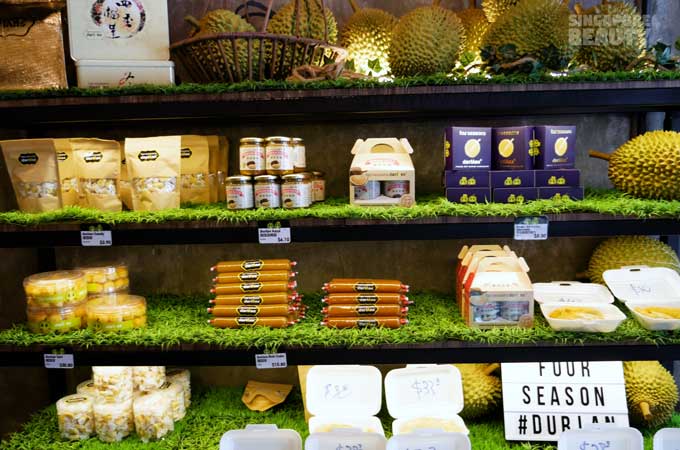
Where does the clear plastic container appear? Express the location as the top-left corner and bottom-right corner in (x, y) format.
(93, 399), (133, 442)
(86, 294), (147, 332)
(76, 380), (98, 398)
(220, 424), (302, 450)
(558, 425), (643, 450)
(166, 368), (191, 407)
(133, 366), (166, 392)
(654, 428), (680, 449)
(26, 301), (87, 334)
(93, 366), (133, 403)
(305, 428), (386, 450)
(387, 430), (471, 450)
(23, 270), (88, 307)
(78, 263), (130, 296)
(56, 394), (94, 441)
(133, 390), (175, 442)
(159, 381), (186, 421)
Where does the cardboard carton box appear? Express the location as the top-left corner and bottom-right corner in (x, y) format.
(535, 169), (580, 187)
(534, 125), (576, 169)
(444, 170), (490, 188)
(492, 126), (537, 170)
(445, 127), (492, 171)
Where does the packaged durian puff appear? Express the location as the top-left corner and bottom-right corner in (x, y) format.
(133, 389), (174, 442)
(132, 366), (165, 392)
(86, 294), (147, 332)
(180, 135), (210, 204)
(125, 136), (181, 211)
(23, 270), (88, 308)
(77, 263), (129, 296)
(26, 301), (87, 334)
(56, 394), (94, 441)
(72, 138), (122, 212)
(93, 399), (134, 443)
(54, 139), (79, 207)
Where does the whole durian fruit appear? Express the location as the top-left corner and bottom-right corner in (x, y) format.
(341, 0), (397, 77)
(185, 10), (256, 80)
(267, 0), (338, 42)
(624, 361), (679, 428)
(590, 131), (680, 200)
(454, 363), (502, 420)
(584, 236), (680, 285)
(481, 0), (570, 70)
(482, 0), (520, 22)
(457, 6), (491, 57)
(388, 0), (465, 77)
(572, 1), (647, 72)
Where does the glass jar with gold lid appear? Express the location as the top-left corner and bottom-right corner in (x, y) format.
(239, 137), (266, 176)
(265, 136), (294, 176)
(281, 173), (312, 209)
(292, 137), (306, 173)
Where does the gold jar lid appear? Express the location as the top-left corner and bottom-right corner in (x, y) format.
(254, 175), (279, 183)
(265, 136), (291, 144)
(226, 175), (252, 185)
(312, 171), (325, 178)
(291, 137), (304, 145)
(240, 137), (264, 144)
(282, 173), (310, 182)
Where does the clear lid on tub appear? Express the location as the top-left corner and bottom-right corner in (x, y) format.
(385, 365), (464, 419)
(558, 425), (643, 450)
(76, 380), (97, 397)
(603, 267), (680, 303)
(533, 281), (614, 304)
(24, 270), (86, 290)
(305, 428), (386, 450)
(654, 428), (680, 449)
(387, 430), (471, 450)
(220, 425), (302, 450)
(306, 365), (382, 417)
(57, 394), (93, 413)
(76, 263), (128, 279)
(87, 294), (146, 314)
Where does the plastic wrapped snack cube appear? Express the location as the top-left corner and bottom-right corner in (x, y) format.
(23, 270), (88, 307)
(166, 368), (191, 407)
(93, 399), (134, 443)
(133, 390), (175, 442)
(132, 366), (166, 392)
(93, 366), (133, 403)
(56, 394), (94, 441)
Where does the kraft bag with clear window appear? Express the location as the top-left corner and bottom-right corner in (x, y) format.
(72, 138), (122, 212)
(125, 136), (181, 211)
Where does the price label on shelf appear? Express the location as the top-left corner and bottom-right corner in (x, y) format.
(514, 216), (549, 241)
(80, 224), (112, 246)
(258, 221), (291, 244)
(44, 353), (74, 369)
(255, 353), (288, 369)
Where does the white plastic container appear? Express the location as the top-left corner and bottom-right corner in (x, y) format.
(604, 267), (680, 331)
(76, 60), (175, 88)
(220, 424), (302, 450)
(93, 366), (133, 403)
(306, 428), (386, 450)
(387, 430), (471, 450)
(558, 425), (643, 450)
(56, 394), (94, 441)
(67, 0), (170, 61)
(306, 365), (384, 435)
(384, 364), (468, 436)
(534, 281), (625, 333)
(654, 428), (680, 449)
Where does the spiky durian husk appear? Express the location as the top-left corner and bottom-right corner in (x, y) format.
(482, 0), (520, 22)
(267, 0), (338, 43)
(585, 236), (680, 284)
(624, 361), (679, 428)
(457, 8), (491, 56)
(573, 2), (646, 72)
(454, 363), (502, 420)
(603, 131), (680, 200)
(481, 0), (570, 69)
(342, 6), (397, 76)
(190, 10), (255, 37)
(388, 5), (465, 77)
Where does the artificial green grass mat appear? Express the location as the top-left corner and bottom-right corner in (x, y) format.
(1, 385), (677, 450)
(2, 191), (680, 227)
(2, 292), (680, 350)
(1, 70), (680, 101)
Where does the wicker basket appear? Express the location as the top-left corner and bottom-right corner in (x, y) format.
(170, 0), (347, 83)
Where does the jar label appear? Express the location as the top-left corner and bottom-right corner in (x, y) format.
(226, 185), (253, 210)
(282, 185), (306, 208)
(266, 147), (293, 171)
(240, 147), (265, 171)
(312, 180), (326, 201)
(254, 185), (281, 208)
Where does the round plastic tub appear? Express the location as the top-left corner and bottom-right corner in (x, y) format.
(26, 301), (87, 334)
(23, 270), (87, 307)
(86, 294), (147, 332)
(93, 399), (133, 442)
(132, 366), (165, 392)
(56, 394), (94, 441)
(133, 390), (174, 442)
(92, 366), (133, 403)
(78, 263), (130, 296)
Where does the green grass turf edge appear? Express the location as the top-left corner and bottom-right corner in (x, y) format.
(1, 386), (678, 450)
(2, 191), (680, 227)
(1, 70), (680, 101)
(2, 292), (680, 350)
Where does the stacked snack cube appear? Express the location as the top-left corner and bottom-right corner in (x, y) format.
(320, 279), (411, 329)
(56, 366), (191, 443)
(208, 259), (305, 329)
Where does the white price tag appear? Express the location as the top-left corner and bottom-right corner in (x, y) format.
(258, 227), (291, 244)
(255, 353), (288, 369)
(514, 216), (549, 241)
(44, 353), (74, 369)
(80, 230), (112, 246)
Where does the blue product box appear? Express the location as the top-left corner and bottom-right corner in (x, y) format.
(490, 170), (535, 188)
(444, 170), (490, 188)
(445, 127), (492, 171)
(534, 125), (576, 169)
(446, 187), (491, 204)
(492, 126), (537, 170)
(493, 187), (538, 204)
(535, 169), (581, 187)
